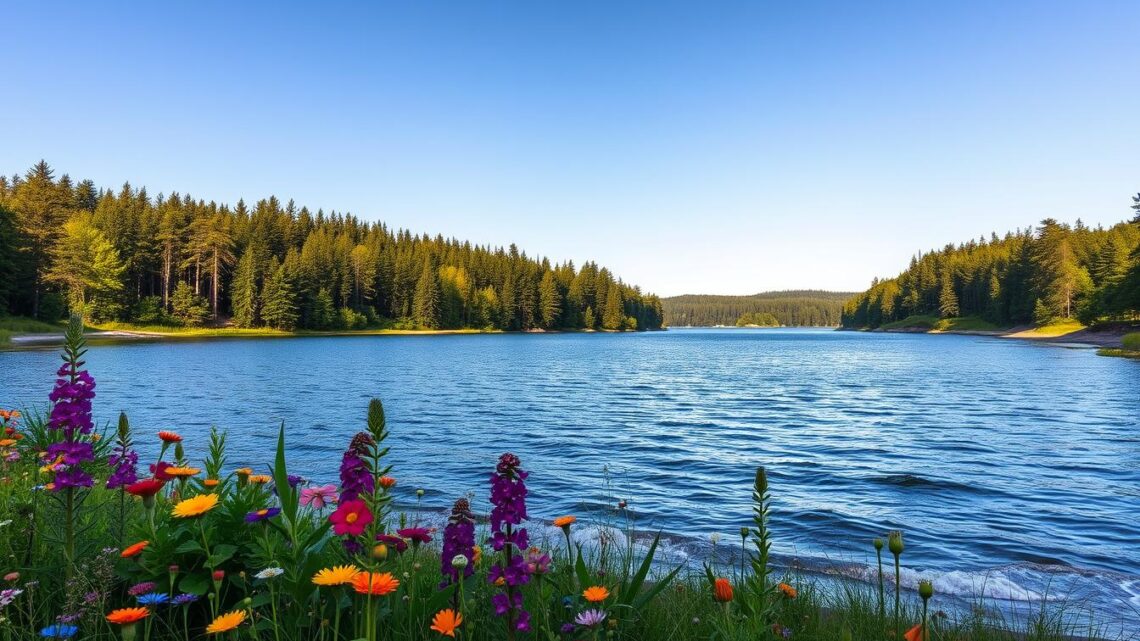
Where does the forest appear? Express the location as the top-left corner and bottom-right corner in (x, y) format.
(840, 200), (1140, 329)
(662, 291), (852, 327)
(0, 162), (664, 332)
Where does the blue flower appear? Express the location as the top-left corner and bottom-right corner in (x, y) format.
(137, 592), (169, 606)
(40, 624), (78, 639)
(171, 593), (199, 606)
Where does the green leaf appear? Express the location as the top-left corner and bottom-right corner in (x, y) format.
(174, 540), (204, 554)
(179, 573), (209, 595)
(574, 542), (591, 589)
(620, 531), (662, 606)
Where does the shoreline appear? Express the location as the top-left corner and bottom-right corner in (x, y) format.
(868, 325), (1130, 349)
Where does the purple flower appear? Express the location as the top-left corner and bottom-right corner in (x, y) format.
(44, 331), (97, 492)
(171, 593), (199, 606)
(245, 507), (281, 523)
(488, 453), (531, 630)
(338, 433), (374, 501)
(575, 609), (607, 628)
(106, 445), (138, 490)
(440, 499), (476, 587)
(525, 547), (551, 575)
(560, 623), (576, 634)
(127, 582), (155, 597)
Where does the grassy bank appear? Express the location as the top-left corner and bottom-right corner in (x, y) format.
(877, 315), (1001, 332)
(0, 316), (65, 345)
(0, 321), (1129, 641)
(1099, 332), (1140, 358)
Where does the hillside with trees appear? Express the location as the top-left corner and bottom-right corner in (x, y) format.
(0, 161), (663, 331)
(662, 291), (852, 327)
(840, 198), (1140, 329)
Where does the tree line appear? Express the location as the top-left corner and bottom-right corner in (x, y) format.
(841, 199), (1140, 329)
(662, 291), (851, 327)
(0, 161), (663, 331)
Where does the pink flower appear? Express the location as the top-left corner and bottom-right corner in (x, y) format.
(300, 484), (339, 510)
(329, 499), (372, 537)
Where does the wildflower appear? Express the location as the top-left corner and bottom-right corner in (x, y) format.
(0, 588), (23, 606)
(330, 499), (372, 536)
(106, 607), (149, 625)
(713, 577), (733, 602)
(206, 610), (247, 634)
(583, 586), (610, 602)
(904, 624), (926, 641)
(888, 530), (904, 556)
(440, 499), (475, 588)
(338, 434), (375, 501)
(212, 570), (225, 582)
(127, 582), (156, 597)
(3, 572), (18, 582)
(248, 474), (271, 484)
(137, 592), (169, 606)
(157, 431), (182, 443)
(121, 541), (149, 558)
(245, 507), (281, 523)
(575, 609), (607, 627)
(149, 461), (174, 481)
(451, 555), (469, 570)
(472, 545), (482, 565)
(397, 527), (432, 545)
(379, 475), (397, 489)
(39, 624), (78, 639)
(0, 439), (15, 447)
(778, 582), (797, 599)
(106, 441), (138, 490)
(352, 572), (399, 596)
(300, 484), (338, 509)
(919, 579), (934, 600)
(430, 609), (463, 637)
(171, 593), (199, 606)
(560, 623), (576, 634)
(312, 565), (361, 586)
(525, 547), (551, 575)
(234, 467), (253, 478)
(489, 453), (532, 632)
(165, 467), (200, 478)
(172, 493), (219, 518)
(553, 515), (576, 530)
(255, 567), (284, 580)
(203, 478), (219, 488)
(376, 533), (408, 552)
(125, 478), (164, 500)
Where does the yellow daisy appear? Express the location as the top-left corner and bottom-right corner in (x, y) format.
(248, 474), (272, 484)
(312, 565), (362, 586)
(171, 493), (219, 518)
(206, 609), (246, 634)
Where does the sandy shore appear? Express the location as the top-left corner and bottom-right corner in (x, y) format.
(881, 324), (1131, 348)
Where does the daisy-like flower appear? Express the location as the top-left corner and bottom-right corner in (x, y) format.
(352, 571), (400, 596)
(125, 478), (165, 498)
(203, 479), (219, 488)
(312, 565), (361, 586)
(378, 476), (397, 489)
(245, 507), (281, 523)
(553, 515), (576, 529)
(0, 588), (23, 607)
(157, 431), (182, 443)
(121, 540), (149, 558)
(248, 474), (272, 484)
(582, 586), (610, 602)
(172, 593), (199, 606)
(300, 484), (338, 509)
(172, 493), (219, 518)
(106, 607), (149, 625)
(39, 623), (78, 639)
(397, 527), (432, 545)
(329, 499), (372, 536)
(430, 609), (463, 637)
(575, 609), (607, 627)
(255, 567), (284, 580)
(165, 467), (200, 478)
(777, 582), (797, 599)
(205, 610), (247, 634)
(137, 592), (169, 606)
(376, 533), (409, 552)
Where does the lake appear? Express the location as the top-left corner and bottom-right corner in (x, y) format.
(2, 328), (1138, 631)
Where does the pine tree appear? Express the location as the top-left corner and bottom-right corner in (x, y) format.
(45, 213), (125, 322)
(171, 281), (209, 326)
(538, 271), (561, 329)
(261, 258), (299, 330)
(231, 250), (261, 327)
(10, 160), (71, 317)
(938, 275), (959, 318)
(602, 283), (625, 330)
(412, 261), (441, 329)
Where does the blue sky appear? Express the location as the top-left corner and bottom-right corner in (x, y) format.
(4, 1), (1139, 296)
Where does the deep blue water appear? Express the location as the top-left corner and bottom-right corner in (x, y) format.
(2, 329), (1138, 631)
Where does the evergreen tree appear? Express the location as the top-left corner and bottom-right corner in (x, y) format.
(938, 275), (959, 318)
(171, 281), (210, 326)
(412, 261), (440, 329)
(231, 249), (261, 327)
(261, 257), (299, 330)
(10, 160), (71, 317)
(602, 283), (625, 330)
(538, 271), (562, 329)
(44, 213), (125, 322)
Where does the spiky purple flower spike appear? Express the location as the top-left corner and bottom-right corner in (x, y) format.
(489, 453), (531, 635)
(441, 498), (476, 587)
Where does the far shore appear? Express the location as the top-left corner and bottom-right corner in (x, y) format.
(862, 323), (1135, 350)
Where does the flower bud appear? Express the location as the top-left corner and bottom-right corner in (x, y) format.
(888, 531), (904, 556)
(416, 489), (425, 497)
(918, 579), (933, 601)
(168, 564), (179, 574)
(873, 538), (884, 551)
(740, 527), (750, 539)
(372, 544), (388, 560)
(452, 554), (469, 570)
(212, 570), (225, 582)
(243, 597), (252, 606)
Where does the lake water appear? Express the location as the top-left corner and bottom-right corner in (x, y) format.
(2, 328), (1138, 632)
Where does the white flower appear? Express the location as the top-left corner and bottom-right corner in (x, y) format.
(255, 567), (284, 580)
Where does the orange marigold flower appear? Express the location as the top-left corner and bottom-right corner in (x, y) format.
(713, 577), (733, 602)
(777, 582), (797, 599)
(157, 431), (182, 443)
(121, 540), (149, 558)
(904, 624), (926, 641)
(353, 571), (399, 596)
(106, 607), (149, 625)
(583, 585), (610, 602)
(379, 476), (397, 490)
(553, 515), (576, 529)
(206, 609), (247, 634)
(203, 478), (219, 488)
(235, 467), (253, 476)
(165, 467), (200, 478)
(248, 474), (272, 484)
(430, 609), (463, 637)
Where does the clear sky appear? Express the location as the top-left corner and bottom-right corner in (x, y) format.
(3, 2), (1139, 297)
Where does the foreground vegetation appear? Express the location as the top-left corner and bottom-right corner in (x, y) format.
(0, 161), (663, 334)
(662, 291), (852, 327)
(842, 199), (1140, 330)
(0, 320), (1127, 640)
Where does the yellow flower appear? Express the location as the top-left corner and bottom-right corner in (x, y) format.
(583, 585), (610, 602)
(248, 474), (272, 484)
(206, 609), (247, 634)
(312, 565), (361, 586)
(172, 493), (219, 518)
(165, 467), (201, 478)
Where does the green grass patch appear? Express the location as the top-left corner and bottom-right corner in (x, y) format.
(932, 316), (1000, 332)
(1123, 332), (1140, 351)
(0, 315), (65, 333)
(1024, 319), (1086, 337)
(878, 314), (938, 330)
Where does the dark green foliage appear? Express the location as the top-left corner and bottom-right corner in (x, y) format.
(735, 312), (780, 327)
(843, 210), (1140, 328)
(664, 291), (852, 327)
(0, 162), (663, 332)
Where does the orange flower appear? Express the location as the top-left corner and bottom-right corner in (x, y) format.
(0, 439), (16, 447)
(165, 467), (200, 478)
(106, 607), (149, 625)
(713, 577), (733, 602)
(430, 609), (463, 637)
(472, 545), (482, 565)
(157, 431), (182, 443)
(206, 610), (247, 634)
(777, 582), (797, 599)
(582, 585), (610, 602)
(121, 540), (149, 558)
(379, 476), (397, 489)
(904, 624), (926, 641)
(248, 474), (272, 484)
(352, 571), (399, 596)
(235, 467), (253, 476)
(553, 515), (576, 529)
(203, 478), (219, 488)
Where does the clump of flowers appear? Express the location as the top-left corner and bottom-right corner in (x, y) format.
(488, 452), (531, 634)
(43, 319), (97, 491)
(440, 498), (476, 586)
(106, 414), (138, 490)
(339, 432), (375, 501)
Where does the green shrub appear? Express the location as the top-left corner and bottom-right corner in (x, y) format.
(1123, 332), (1140, 351)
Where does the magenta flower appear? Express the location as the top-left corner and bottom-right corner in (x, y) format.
(397, 527), (432, 546)
(300, 484), (338, 510)
(329, 499), (372, 537)
(127, 581), (156, 597)
(376, 533), (408, 553)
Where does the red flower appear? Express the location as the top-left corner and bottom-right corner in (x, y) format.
(330, 499), (373, 536)
(126, 478), (165, 497)
(150, 461), (174, 481)
(158, 430), (182, 443)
